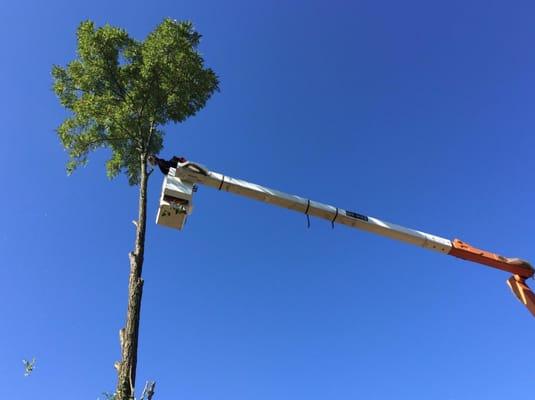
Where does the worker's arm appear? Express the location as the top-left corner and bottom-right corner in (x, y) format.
(149, 155), (187, 175)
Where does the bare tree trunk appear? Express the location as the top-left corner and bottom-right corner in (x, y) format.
(116, 153), (149, 400)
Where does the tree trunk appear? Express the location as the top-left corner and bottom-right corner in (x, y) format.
(116, 153), (149, 400)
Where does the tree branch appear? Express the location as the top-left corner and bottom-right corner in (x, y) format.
(95, 40), (134, 106)
(136, 66), (162, 132)
(104, 59), (134, 105)
(145, 121), (155, 153)
(71, 135), (132, 157)
(140, 381), (156, 400)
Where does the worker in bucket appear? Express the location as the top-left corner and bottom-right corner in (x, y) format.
(148, 155), (187, 175)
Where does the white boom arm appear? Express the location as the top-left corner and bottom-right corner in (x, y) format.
(158, 161), (451, 254)
(156, 160), (535, 316)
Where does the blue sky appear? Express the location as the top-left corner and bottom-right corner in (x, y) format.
(1, 0), (534, 398)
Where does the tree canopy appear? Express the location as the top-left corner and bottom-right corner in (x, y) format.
(52, 18), (219, 185)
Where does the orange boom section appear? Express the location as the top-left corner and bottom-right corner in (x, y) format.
(449, 239), (535, 317)
(449, 239), (534, 278)
(507, 275), (535, 317)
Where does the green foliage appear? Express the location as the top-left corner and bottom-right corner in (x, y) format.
(53, 19), (219, 185)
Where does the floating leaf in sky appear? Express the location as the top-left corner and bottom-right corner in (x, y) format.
(22, 358), (36, 376)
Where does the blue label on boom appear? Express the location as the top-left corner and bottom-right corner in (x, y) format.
(345, 210), (368, 221)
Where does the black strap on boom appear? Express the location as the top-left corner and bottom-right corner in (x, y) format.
(304, 199), (311, 229)
(331, 207), (339, 229)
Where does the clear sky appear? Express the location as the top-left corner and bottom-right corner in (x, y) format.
(1, 0), (534, 399)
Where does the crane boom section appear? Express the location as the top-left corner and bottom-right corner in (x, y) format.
(169, 162), (533, 278)
(171, 164), (452, 254)
(157, 161), (534, 316)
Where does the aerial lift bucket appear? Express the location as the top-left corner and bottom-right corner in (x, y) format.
(156, 173), (194, 230)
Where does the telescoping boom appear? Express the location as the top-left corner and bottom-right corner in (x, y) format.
(156, 160), (535, 317)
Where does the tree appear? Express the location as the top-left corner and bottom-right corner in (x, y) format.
(52, 19), (219, 399)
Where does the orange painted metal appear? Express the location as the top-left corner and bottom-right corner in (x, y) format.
(449, 239), (534, 278)
(507, 275), (535, 317)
